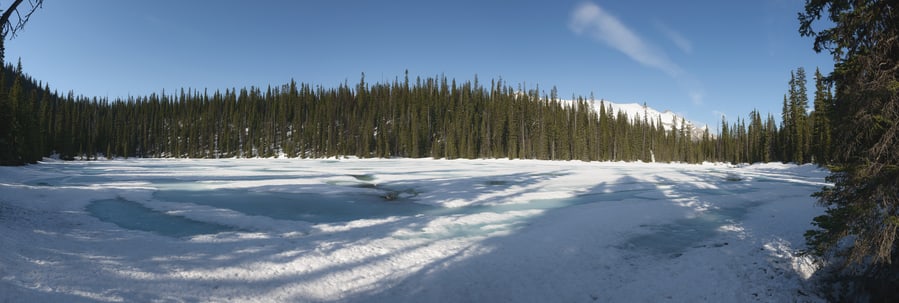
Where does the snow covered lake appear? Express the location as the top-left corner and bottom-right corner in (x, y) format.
(0, 158), (829, 302)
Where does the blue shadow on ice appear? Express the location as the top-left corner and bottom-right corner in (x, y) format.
(87, 198), (235, 237)
(152, 189), (436, 224)
(149, 184), (629, 227)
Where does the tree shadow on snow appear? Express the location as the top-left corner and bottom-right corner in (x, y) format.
(336, 167), (821, 302)
(3, 167), (577, 302)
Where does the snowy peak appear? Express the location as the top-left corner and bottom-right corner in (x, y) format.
(581, 100), (710, 140)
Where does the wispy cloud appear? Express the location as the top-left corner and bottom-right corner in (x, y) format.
(569, 2), (704, 105)
(569, 2), (682, 77)
(656, 22), (693, 54)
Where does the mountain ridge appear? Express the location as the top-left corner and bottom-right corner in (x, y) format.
(561, 99), (711, 140)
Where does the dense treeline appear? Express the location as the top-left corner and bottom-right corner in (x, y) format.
(0, 66), (830, 166)
(0, 61), (46, 165)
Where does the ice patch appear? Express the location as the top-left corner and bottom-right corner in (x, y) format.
(86, 197), (235, 237)
(151, 189), (435, 224)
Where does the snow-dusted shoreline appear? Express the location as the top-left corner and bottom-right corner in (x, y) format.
(1, 158), (829, 302)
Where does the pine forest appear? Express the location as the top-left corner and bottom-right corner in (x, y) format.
(0, 65), (832, 166)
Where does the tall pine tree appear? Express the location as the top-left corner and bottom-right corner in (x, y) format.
(801, 0), (899, 300)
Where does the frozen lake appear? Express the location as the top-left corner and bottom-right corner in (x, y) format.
(39, 159), (780, 243)
(0, 158), (829, 302)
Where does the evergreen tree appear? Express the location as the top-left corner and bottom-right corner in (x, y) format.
(810, 68), (833, 165)
(801, 0), (899, 300)
(748, 109), (763, 163)
(7, 61), (24, 164)
(789, 67), (810, 163)
(764, 113), (778, 163)
(0, 63), (12, 164)
(780, 95), (792, 162)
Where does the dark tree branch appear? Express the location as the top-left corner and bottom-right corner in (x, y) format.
(0, 0), (42, 64)
(1, 0), (43, 39)
(0, 0), (24, 29)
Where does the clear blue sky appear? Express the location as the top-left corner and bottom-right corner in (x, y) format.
(7, 0), (833, 128)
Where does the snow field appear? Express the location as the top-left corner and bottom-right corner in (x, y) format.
(0, 158), (830, 302)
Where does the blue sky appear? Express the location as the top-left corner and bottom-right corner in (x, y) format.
(7, 0), (833, 128)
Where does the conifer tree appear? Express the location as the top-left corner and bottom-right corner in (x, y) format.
(801, 0), (899, 299)
(810, 68), (832, 165)
(780, 95), (792, 162)
(0, 63), (12, 164)
(789, 67), (810, 163)
(7, 61), (24, 164)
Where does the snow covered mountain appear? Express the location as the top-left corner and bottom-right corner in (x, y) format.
(569, 99), (712, 140)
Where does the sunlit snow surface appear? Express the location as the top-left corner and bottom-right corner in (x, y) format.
(0, 158), (830, 302)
